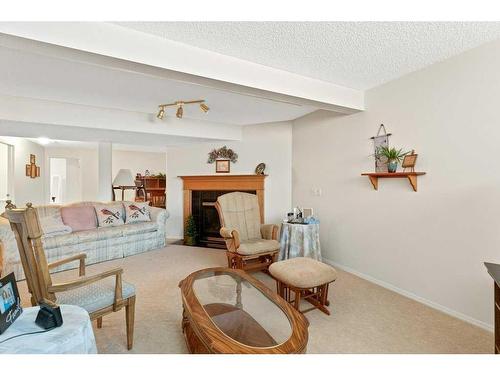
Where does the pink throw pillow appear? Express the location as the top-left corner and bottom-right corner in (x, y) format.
(61, 206), (97, 232)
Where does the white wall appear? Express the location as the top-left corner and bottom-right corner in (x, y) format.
(0, 136), (45, 206)
(292, 39), (500, 330)
(166, 121), (293, 239)
(112, 150), (166, 201)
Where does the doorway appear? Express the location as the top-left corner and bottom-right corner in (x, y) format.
(0, 142), (14, 207)
(49, 157), (82, 204)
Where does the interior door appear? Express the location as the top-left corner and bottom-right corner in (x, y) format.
(0, 142), (14, 208)
(49, 157), (82, 204)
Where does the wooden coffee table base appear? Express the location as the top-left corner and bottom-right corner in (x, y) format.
(181, 303), (279, 353)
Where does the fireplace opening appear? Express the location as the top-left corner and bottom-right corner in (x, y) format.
(192, 190), (256, 248)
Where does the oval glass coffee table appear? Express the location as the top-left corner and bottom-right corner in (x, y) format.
(179, 267), (309, 354)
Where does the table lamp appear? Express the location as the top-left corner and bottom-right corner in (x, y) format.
(112, 169), (135, 201)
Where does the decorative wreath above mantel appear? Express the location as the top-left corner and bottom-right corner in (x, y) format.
(207, 146), (238, 164)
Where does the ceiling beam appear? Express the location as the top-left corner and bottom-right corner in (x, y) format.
(0, 23), (364, 114)
(0, 94), (243, 143)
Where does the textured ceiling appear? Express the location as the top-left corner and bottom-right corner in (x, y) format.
(115, 22), (500, 90)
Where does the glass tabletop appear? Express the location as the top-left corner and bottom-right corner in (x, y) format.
(193, 271), (292, 348)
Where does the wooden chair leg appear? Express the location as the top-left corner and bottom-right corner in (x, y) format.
(97, 317), (103, 328)
(294, 288), (301, 310)
(226, 252), (234, 268)
(126, 296), (136, 350)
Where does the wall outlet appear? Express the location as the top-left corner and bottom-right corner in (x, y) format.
(311, 188), (322, 196)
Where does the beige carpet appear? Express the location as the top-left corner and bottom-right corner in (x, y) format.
(17, 245), (493, 353)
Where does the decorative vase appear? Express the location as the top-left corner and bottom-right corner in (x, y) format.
(184, 236), (196, 246)
(387, 160), (398, 173)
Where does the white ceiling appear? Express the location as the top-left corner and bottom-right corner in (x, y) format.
(115, 22), (500, 90)
(0, 46), (316, 126)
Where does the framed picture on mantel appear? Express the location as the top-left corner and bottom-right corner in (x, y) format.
(215, 159), (230, 173)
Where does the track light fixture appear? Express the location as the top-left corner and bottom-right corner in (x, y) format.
(176, 105), (184, 119)
(200, 103), (210, 113)
(156, 99), (209, 120)
(156, 107), (165, 120)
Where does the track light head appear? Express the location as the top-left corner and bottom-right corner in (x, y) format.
(156, 107), (165, 120)
(176, 105), (183, 119)
(200, 103), (209, 113)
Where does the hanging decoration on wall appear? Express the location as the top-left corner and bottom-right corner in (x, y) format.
(207, 146), (238, 164)
(25, 154), (40, 179)
(207, 146), (238, 173)
(370, 124), (392, 172)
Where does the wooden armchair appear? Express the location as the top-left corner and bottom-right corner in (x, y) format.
(5, 203), (136, 350)
(215, 192), (280, 272)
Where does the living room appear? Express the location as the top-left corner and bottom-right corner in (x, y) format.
(1, 1), (500, 373)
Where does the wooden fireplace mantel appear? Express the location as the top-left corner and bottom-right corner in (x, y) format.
(179, 175), (267, 236)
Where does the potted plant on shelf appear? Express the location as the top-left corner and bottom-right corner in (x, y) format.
(377, 146), (409, 173)
(184, 215), (198, 246)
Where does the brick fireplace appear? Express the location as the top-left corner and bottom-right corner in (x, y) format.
(179, 175), (266, 248)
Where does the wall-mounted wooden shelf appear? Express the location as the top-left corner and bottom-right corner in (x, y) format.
(361, 172), (426, 192)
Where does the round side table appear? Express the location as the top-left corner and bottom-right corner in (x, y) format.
(279, 223), (322, 261)
(0, 304), (97, 354)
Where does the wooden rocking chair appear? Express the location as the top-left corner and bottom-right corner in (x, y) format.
(6, 203), (136, 350)
(215, 192), (280, 272)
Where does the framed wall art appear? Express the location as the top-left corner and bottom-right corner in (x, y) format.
(215, 159), (230, 173)
(402, 151), (418, 172)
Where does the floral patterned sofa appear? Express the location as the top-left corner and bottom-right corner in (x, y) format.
(0, 201), (169, 280)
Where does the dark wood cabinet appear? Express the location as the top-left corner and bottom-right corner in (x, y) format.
(485, 262), (500, 354)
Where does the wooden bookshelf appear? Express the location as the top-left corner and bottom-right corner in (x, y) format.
(361, 172), (426, 192)
(137, 176), (166, 208)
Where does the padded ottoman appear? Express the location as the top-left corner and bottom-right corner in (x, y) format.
(269, 257), (337, 315)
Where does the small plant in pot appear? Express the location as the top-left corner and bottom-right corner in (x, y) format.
(377, 146), (409, 173)
(184, 215), (198, 246)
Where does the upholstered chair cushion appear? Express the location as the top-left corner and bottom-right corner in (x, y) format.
(122, 222), (158, 236)
(56, 278), (135, 313)
(216, 192), (261, 241)
(42, 229), (98, 250)
(237, 239), (280, 255)
(269, 257), (337, 289)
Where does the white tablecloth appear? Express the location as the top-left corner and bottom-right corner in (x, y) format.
(279, 223), (322, 261)
(0, 304), (97, 354)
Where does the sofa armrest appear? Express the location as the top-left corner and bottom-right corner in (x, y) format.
(150, 207), (169, 231)
(220, 227), (241, 251)
(0, 216), (12, 239)
(261, 224), (280, 240)
(0, 216), (18, 276)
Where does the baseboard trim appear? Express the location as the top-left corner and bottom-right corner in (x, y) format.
(323, 257), (493, 333)
(167, 236), (183, 240)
